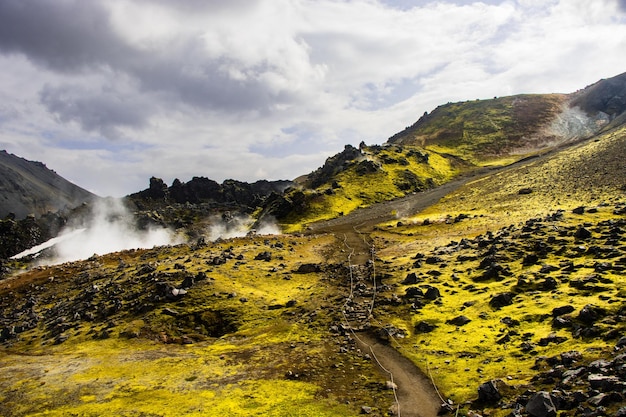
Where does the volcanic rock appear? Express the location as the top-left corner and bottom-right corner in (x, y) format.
(525, 391), (557, 417)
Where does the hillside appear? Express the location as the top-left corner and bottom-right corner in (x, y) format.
(387, 71), (626, 165)
(268, 72), (626, 232)
(0, 151), (98, 259)
(0, 150), (96, 220)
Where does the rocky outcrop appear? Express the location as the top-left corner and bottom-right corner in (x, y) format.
(130, 176), (292, 210)
(570, 72), (626, 119)
(304, 144), (363, 188)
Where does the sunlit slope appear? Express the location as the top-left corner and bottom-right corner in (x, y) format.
(388, 72), (626, 167)
(0, 234), (395, 416)
(388, 94), (570, 163)
(276, 144), (462, 231)
(276, 73), (626, 231)
(370, 125), (626, 412)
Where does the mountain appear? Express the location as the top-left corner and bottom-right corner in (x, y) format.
(0, 150), (96, 219)
(265, 72), (626, 231)
(387, 71), (626, 163)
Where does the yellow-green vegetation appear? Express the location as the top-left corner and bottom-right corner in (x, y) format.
(381, 125), (626, 251)
(391, 94), (566, 165)
(374, 205), (626, 409)
(0, 234), (394, 416)
(3, 114), (626, 417)
(281, 145), (459, 231)
(369, 125), (626, 413)
(0, 339), (354, 417)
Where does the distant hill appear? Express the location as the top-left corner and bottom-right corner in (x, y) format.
(387, 71), (626, 163)
(0, 150), (96, 220)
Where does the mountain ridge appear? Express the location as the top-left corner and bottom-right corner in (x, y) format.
(387, 71), (626, 162)
(0, 150), (96, 220)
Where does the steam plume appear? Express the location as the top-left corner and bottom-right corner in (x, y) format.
(207, 212), (281, 241)
(14, 198), (181, 265)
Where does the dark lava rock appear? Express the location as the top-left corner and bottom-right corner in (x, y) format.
(538, 334), (568, 346)
(489, 292), (515, 309)
(523, 253), (540, 266)
(402, 272), (420, 284)
(181, 275), (195, 289)
(588, 374), (623, 391)
(425, 256), (443, 264)
(405, 287), (424, 298)
(477, 379), (503, 403)
(294, 263), (321, 273)
(574, 227), (592, 239)
(525, 391), (557, 417)
(541, 277), (558, 291)
(560, 350), (583, 365)
(414, 321), (437, 334)
(577, 304), (606, 324)
(446, 315), (471, 326)
(501, 316), (520, 327)
(552, 305), (575, 317)
(588, 392), (623, 407)
(423, 286), (441, 300)
(254, 251), (272, 261)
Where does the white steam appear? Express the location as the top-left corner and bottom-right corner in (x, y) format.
(14, 198), (181, 265)
(207, 213), (281, 241)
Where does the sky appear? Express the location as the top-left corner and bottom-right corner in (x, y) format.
(0, 0), (625, 197)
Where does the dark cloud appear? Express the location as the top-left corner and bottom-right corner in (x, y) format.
(0, 0), (297, 136)
(618, 0), (626, 12)
(131, 54), (296, 114)
(0, 0), (128, 72)
(39, 84), (151, 139)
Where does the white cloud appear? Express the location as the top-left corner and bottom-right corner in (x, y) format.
(0, 0), (624, 197)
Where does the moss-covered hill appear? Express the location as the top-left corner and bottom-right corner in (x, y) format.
(388, 94), (568, 162)
(2, 124), (625, 417)
(269, 72), (626, 232)
(270, 144), (462, 232)
(387, 71), (626, 166)
(370, 124), (626, 416)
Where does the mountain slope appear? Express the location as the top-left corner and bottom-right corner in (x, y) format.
(387, 71), (626, 164)
(0, 150), (96, 219)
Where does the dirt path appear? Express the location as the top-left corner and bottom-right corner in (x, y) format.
(306, 168), (506, 416)
(305, 137), (599, 416)
(356, 332), (443, 417)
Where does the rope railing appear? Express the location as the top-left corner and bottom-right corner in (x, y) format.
(339, 226), (401, 416)
(346, 222), (451, 413)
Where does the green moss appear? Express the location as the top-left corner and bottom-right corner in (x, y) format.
(374, 201), (626, 403)
(393, 94), (566, 164)
(280, 146), (459, 229)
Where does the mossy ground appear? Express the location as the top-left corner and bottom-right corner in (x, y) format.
(391, 94), (567, 164)
(2, 125), (626, 417)
(281, 145), (459, 232)
(375, 206), (625, 405)
(369, 125), (626, 414)
(0, 234), (394, 416)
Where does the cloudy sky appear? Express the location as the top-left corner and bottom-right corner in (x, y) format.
(1, 0), (625, 197)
